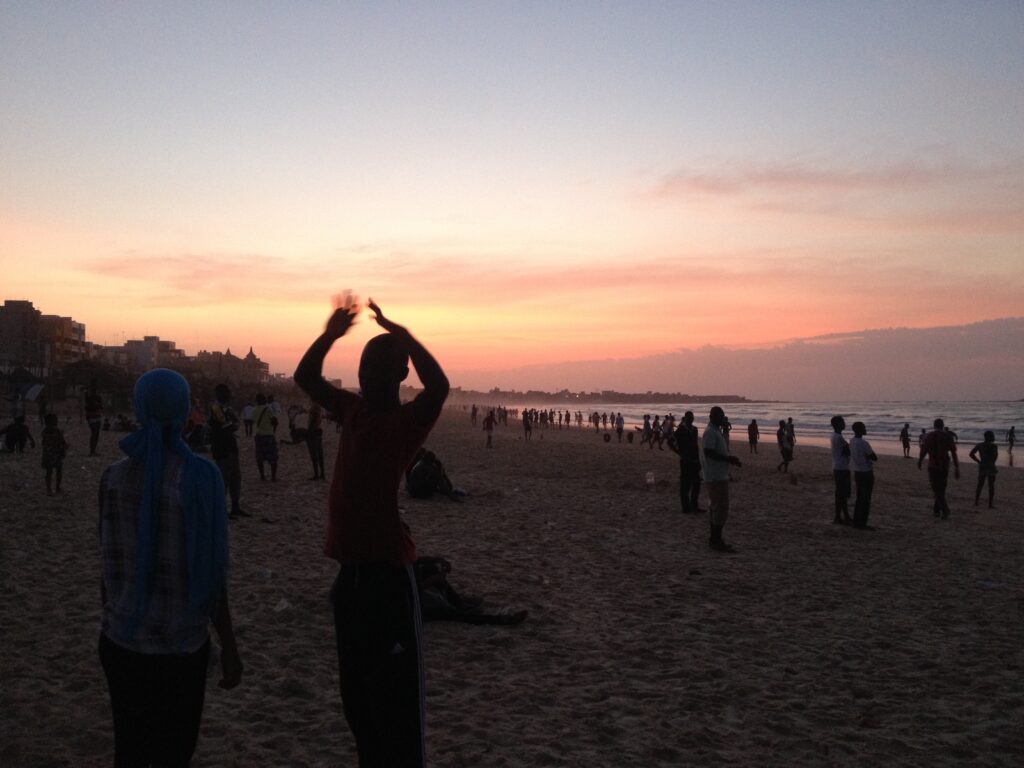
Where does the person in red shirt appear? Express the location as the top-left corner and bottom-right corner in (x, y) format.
(294, 295), (448, 768)
(918, 418), (960, 519)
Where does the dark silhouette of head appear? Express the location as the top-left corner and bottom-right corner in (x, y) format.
(684, 411), (694, 426)
(359, 334), (409, 409)
(45, 413), (58, 428)
(831, 415), (845, 432)
(852, 421), (866, 436)
(709, 406), (725, 427)
(934, 418), (944, 430)
(256, 393), (266, 405)
(984, 430), (995, 443)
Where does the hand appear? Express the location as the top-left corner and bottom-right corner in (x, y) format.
(218, 644), (243, 690)
(368, 298), (405, 335)
(325, 292), (360, 340)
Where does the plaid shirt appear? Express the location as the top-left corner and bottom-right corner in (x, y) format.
(99, 453), (211, 653)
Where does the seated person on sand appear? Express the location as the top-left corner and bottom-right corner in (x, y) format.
(406, 448), (464, 500)
(415, 555), (527, 625)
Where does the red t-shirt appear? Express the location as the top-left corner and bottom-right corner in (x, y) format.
(325, 389), (436, 565)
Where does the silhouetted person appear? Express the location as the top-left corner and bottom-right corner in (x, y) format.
(86, 388), (103, 455)
(850, 421), (877, 530)
(99, 369), (241, 767)
(307, 402), (326, 480)
(1, 415), (35, 453)
(522, 410), (532, 441)
(899, 423), (912, 458)
(829, 416), (852, 525)
(40, 412), (67, 495)
(918, 418), (959, 519)
(969, 431), (998, 508)
(294, 296), (448, 768)
(776, 420), (793, 472)
(747, 419), (759, 454)
(483, 409), (496, 448)
(703, 406), (742, 552)
(671, 411), (703, 515)
(251, 394), (278, 481)
(210, 384), (247, 518)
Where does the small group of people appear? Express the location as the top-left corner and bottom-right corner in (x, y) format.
(98, 298), (448, 766)
(829, 416), (878, 529)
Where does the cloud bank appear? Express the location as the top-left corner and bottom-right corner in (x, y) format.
(452, 318), (1024, 401)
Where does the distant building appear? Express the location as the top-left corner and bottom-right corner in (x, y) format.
(0, 300), (44, 374)
(195, 346), (269, 385)
(40, 314), (87, 370)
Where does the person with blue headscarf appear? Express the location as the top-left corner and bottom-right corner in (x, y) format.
(98, 368), (242, 766)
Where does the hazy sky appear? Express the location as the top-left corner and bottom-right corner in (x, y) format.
(2, 2), (1022, 391)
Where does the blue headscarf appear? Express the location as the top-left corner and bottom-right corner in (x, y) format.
(119, 369), (228, 637)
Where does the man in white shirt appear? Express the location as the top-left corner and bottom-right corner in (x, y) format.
(830, 416), (852, 525)
(703, 406), (743, 552)
(850, 421), (878, 530)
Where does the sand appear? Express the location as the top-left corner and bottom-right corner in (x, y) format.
(2, 408), (1022, 767)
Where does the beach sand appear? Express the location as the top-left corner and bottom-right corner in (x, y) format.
(2, 408), (1022, 767)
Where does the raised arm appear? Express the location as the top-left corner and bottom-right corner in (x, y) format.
(369, 299), (449, 424)
(294, 296), (360, 409)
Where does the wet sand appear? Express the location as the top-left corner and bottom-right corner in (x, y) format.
(2, 409), (1022, 766)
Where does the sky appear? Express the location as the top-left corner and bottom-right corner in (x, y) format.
(2, 2), (1022, 396)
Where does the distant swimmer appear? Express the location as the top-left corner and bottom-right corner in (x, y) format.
(899, 423), (912, 458)
(969, 431), (998, 509)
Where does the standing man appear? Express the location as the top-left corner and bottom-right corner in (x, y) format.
(294, 296), (448, 768)
(703, 406), (742, 552)
(918, 418), (959, 519)
(830, 416), (852, 525)
(671, 411), (704, 515)
(251, 394), (279, 481)
(614, 412), (624, 443)
(899, 423), (912, 458)
(209, 384), (247, 518)
(849, 421), (878, 530)
(776, 420), (794, 473)
(85, 386), (104, 456)
(747, 419), (759, 454)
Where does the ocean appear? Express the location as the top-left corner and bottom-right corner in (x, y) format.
(496, 401), (1022, 461)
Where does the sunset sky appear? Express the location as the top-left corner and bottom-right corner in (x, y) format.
(2, 2), (1022, 392)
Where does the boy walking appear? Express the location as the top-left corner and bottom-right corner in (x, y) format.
(295, 296), (448, 767)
